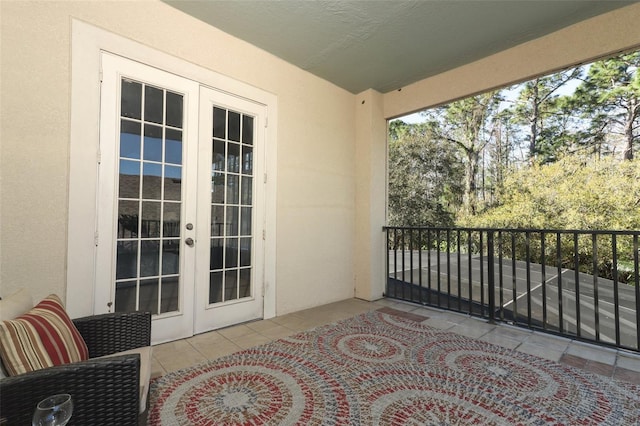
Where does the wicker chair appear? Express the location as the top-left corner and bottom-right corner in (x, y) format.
(0, 311), (151, 426)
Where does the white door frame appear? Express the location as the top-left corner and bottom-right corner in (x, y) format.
(68, 20), (277, 331)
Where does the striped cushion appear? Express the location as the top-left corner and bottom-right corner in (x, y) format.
(0, 294), (89, 376)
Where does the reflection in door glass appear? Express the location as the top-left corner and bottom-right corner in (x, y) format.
(115, 78), (184, 316)
(140, 240), (160, 277)
(165, 129), (182, 164)
(164, 166), (182, 201)
(143, 125), (163, 162)
(120, 120), (141, 159)
(144, 85), (164, 124)
(166, 92), (183, 128)
(121, 80), (142, 119)
(163, 203), (181, 237)
(141, 201), (161, 238)
(161, 277), (179, 313)
(116, 241), (138, 280)
(119, 160), (140, 199)
(209, 107), (255, 304)
(142, 163), (162, 200)
(225, 270), (238, 300)
(118, 200), (139, 238)
(162, 240), (180, 275)
(209, 272), (223, 304)
(115, 281), (137, 312)
(139, 279), (159, 314)
(228, 111), (240, 142)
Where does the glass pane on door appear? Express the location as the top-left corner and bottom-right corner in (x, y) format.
(115, 78), (183, 315)
(209, 107), (254, 304)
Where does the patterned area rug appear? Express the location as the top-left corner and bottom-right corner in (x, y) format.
(147, 311), (640, 425)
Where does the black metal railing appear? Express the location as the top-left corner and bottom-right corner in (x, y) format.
(384, 226), (640, 352)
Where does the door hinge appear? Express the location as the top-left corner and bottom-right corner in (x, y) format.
(263, 173), (267, 184)
(262, 229), (266, 240)
(264, 117), (268, 128)
(97, 148), (102, 164)
(94, 231), (99, 246)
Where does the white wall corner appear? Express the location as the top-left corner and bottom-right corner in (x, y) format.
(354, 89), (387, 301)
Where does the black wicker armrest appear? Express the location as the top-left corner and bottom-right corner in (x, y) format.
(73, 311), (151, 358)
(0, 354), (140, 426)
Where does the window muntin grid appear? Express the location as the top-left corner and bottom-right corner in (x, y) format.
(209, 106), (255, 304)
(115, 77), (184, 315)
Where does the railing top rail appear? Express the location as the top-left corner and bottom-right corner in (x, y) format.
(382, 226), (640, 236)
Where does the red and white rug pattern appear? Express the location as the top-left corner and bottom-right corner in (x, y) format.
(148, 311), (640, 425)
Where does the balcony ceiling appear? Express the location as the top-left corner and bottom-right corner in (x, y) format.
(164, 1), (632, 94)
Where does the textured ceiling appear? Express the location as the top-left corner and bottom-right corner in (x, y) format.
(164, 1), (632, 94)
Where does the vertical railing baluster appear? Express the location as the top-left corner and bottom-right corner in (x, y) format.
(511, 232), (518, 324)
(498, 231), (504, 321)
(480, 232), (485, 317)
(488, 231), (496, 324)
(574, 232), (581, 337)
(612, 234), (620, 346)
(541, 231), (547, 330)
(457, 229), (462, 312)
(634, 234), (639, 351)
(386, 227), (390, 297)
(469, 230), (474, 315)
(526, 231), (531, 327)
(427, 230), (432, 304)
(401, 229), (406, 300)
(409, 228), (415, 302)
(447, 228), (451, 310)
(418, 228), (423, 304)
(436, 229), (442, 308)
(557, 232), (564, 334)
(592, 234), (600, 342)
(393, 228), (398, 299)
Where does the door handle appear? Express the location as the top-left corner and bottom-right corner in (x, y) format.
(185, 237), (194, 247)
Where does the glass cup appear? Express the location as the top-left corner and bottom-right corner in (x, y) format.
(32, 394), (73, 426)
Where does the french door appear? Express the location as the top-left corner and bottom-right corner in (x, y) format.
(194, 87), (265, 333)
(97, 53), (265, 343)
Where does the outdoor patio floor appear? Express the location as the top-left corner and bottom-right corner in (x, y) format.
(150, 297), (640, 386)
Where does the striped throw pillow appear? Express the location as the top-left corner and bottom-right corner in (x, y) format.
(0, 294), (89, 376)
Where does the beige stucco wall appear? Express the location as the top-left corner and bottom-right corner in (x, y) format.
(2, 1), (639, 321)
(0, 1), (356, 314)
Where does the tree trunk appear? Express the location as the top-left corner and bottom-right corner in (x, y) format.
(623, 101), (637, 161)
(529, 81), (539, 160)
(464, 150), (479, 215)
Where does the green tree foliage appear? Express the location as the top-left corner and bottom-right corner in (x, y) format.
(461, 155), (640, 281)
(388, 51), (639, 231)
(480, 109), (520, 207)
(572, 51), (640, 160)
(510, 68), (582, 164)
(463, 155), (640, 230)
(388, 120), (463, 227)
(427, 91), (503, 215)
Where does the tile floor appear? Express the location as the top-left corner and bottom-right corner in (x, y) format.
(151, 297), (640, 385)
